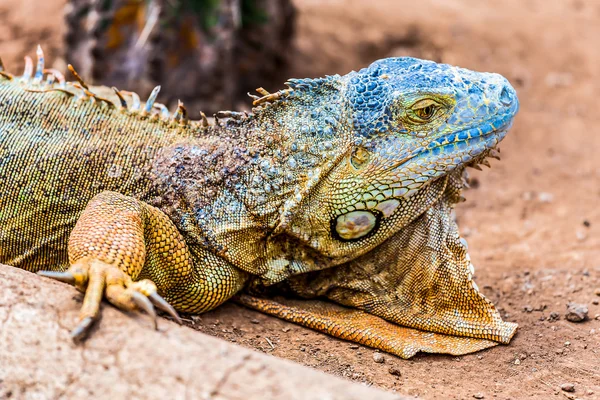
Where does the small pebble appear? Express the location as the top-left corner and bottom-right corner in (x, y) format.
(514, 359), (521, 365)
(349, 345), (359, 349)
(250, 319), (260, 324)
(523, 305), (533, 312)
(560, 383), (575, 392)
(595, 288), (600, 296)
(282, 327), (290, 333)
(593, 299), (599, 305)
(473, 393), (485, 399)
(537, 192), (554, 203)
(388, 366), (402, 376)
(587, 389), (594, 395)
(565, 303), (588, 322)
(596, 314), (600, 321)
(575, 230), (588, 241)
(373, 353), (385, 363)
(549, 311), (560, 321)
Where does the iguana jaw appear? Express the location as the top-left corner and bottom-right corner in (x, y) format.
(280, 113), (514, 264)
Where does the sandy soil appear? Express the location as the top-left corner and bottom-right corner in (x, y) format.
(1, 0), (599, 399)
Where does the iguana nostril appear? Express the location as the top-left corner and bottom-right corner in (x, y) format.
(499, 86), (513, 106)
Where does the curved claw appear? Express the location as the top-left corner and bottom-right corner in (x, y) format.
(71, 316), (95, 341)
(37, 270), (76, 285)
(131, 291), (158, 330)
(148, 292), (182, 325)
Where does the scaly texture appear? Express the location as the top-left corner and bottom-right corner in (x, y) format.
(0, 47), (519, 356)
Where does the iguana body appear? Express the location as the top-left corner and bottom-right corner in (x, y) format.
(0, 48), (519, 357)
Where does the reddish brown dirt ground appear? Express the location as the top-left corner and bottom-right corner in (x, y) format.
(1, 0), (599, 399)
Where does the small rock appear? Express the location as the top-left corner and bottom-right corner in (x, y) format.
(593, 300), (599, 305)
(576, 230), (588, 241)
(565, 303), (589, 322)
(587, 389), (595, 395)
(373, 353), (385, 363)
(595, 288), (600, 296)
(556, 348), (564, 355)
(549, 311), (560, 321)
(560, 383), (575, 392)
(523, 305), (533, 312)
(564, 341), (571, 346)
(388, 366), (402, 376)
(250, 319), (260, 324)
(349, 344), (359, 349)
(281, 327), (290, 333)
(583, 220), (591, 228)
(473, 393), (485, 399)
(537, 192), (554, 203)
(595, 314), (600, 321)
(514, 358), (521, 365)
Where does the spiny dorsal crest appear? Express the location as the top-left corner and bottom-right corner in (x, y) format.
(0, 45), (269, 131)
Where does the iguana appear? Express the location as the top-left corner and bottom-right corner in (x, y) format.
(0, 46), (519, 358)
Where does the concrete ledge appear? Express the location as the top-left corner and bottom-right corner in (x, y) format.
(0, 264), (403, 400)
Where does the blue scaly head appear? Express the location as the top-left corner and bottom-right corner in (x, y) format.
(271, 57), (519, 262)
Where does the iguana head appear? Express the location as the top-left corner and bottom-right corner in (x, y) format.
(270, 57), (518, 262)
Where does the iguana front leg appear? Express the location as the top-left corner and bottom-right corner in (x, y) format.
(38, 191), (248, 339)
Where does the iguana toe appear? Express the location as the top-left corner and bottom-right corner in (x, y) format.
(38, 258), (181, 340)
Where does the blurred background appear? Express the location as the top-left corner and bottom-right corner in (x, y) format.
(1, 0), (598, 398)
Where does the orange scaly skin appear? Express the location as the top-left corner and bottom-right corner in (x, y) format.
(0, 48), (519, 357)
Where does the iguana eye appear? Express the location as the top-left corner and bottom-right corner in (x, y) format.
(350, 147), (370, 169)
(409, 99), (440, 122)
(415, 105), (435, 119)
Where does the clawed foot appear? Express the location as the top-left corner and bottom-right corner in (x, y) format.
(38, 258), (181, 341)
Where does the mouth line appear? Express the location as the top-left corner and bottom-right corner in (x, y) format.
(425, 112), (515, 152)
(386, 112), (514, 174)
